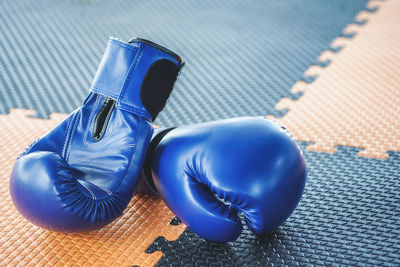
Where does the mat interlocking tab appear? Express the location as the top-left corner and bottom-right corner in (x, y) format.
(269, 0), (400, 158)
(0, 109), (186, 266)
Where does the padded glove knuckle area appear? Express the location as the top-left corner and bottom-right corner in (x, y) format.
(11, 152), (80, 231)
(10, 151), (128, 232)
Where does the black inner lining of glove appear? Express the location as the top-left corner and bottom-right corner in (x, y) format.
(93, 97), (116, 141)
(140, 59), (179, 121)
(143, 127), (175, 194)
(129, 38), (182, 64)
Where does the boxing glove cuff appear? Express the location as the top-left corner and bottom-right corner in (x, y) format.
(139, 127), (175, 195)
(91, 37), (182, 121)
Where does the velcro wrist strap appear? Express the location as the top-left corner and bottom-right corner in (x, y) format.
(91, 37), (182, 121)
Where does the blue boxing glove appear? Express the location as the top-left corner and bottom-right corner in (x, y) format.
(141, 117), (307, 242)
(10, 37), (183, 232)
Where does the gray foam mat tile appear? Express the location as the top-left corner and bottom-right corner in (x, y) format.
(0, 0), (369, 126)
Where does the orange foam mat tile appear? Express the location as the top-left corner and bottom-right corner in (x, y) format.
(269, 0), (400, 158)
(0, 109), (186, 266)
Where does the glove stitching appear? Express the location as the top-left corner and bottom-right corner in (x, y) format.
(117, 104), (150, 119)
(109, 38), (139, 52)
(93, 41), (152, 120)
(61, 115), (74, 157)
(70, 119), (142, 201)
(83, 94), (101, 147)
(95, 185), (113, 196)
(68, 145), (135, 165)
(78, 179), (114, 197)
(62, 111), (80, 159)
(56, 171), (127, 222)
(65, 110), (81, 160)
(119, 43), (148, 117)
(90, 86), (119, 99)
(18, 137), (41, 158)
(83, 108), (137, 148)
(110, 116), (141, 193)
(119, 41), (142, 102)
(75, 179), (97, 200)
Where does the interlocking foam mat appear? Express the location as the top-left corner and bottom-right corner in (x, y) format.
(0, 0), (399, 266)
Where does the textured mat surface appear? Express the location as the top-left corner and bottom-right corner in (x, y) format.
(270, 0), (400, 158)
(1, 0), (400, 266)
(0, 0), (370, 125)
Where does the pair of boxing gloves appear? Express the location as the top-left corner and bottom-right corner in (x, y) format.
(10, 37), (307, 242)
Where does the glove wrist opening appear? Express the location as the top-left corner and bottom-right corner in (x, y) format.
(143, 127), (175, 194)
(140, 60), (180, 121)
